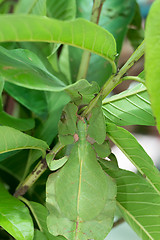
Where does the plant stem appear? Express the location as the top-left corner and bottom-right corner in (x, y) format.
(77, 0), (104, 80)
(102, 40), (145, 99)
(14, 141), (64, 197)
(82, 41), (145, 116)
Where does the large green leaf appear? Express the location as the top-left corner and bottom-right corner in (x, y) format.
(100, 161), (160, 240)
(0, 14), (116, 69)
(102, 83), (155, 126)
(145, 0), (160, 133)
(0, 183), (34, 240)
(0, 126), (48, 157)
(46, 119), (116, 240)
(106, 123), (160, 195)
(0, 46), (107, 92)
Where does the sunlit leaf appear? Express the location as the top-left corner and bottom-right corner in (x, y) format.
(100, 162), (160, 240)
(102, 83), (155, 126)
(106, 123), (160, 195)
(0, 183), (34, 240)
(0, 126), (48, 157)
(0, 14), (116, 70)
(145, 0), (160, 133)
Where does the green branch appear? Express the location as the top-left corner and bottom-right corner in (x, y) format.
(14, 141), (64, 197)
(77, 0), (105, 80)
(102, 40), (145, 99)
(82, 41), (145, 116)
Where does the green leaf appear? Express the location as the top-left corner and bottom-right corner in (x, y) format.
(87, 98), (106, 144)
(127, 3), (144, 49)
(22, 91), (70, 179)
(0, 46), (101, 93)
(66, 0), (135, 85)
(102, 83), (155, 126)
(106, 123), (160, 195)
(15, 0), (46, 15)
(66, 79), (99, 105)
(0, 14), (116, 70)
(21, 200), (65, 240)
(46, 155), (68, 171)
(0, 183), (34, 240)
(0, 150), (28, 180)
(4, 82), (48, 117)
(46, 119), (116, 240)
(145, 0), (160, 133)
(0, 126), (48, 157)
(0, 111), (35, 131)
(47, 0), (76, 20)
(58, 102), (78, 142)
(0, 46), (66, 91)
(100, 162), (160, 240)
(93, 141), (111, 158)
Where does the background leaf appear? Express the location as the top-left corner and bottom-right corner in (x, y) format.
(15, 0), (46, 15)
(102, 83), (155, 126)
(0, 111), (35, 131)
(106, 123), (160, 195)
(64, 0), (136, 86)
(145, 0), (160, 133)
(47, 0), (76, 20)
(0, 183), (34, 240)
(0, 14), (116, 68)
(100, 162), (160, 240)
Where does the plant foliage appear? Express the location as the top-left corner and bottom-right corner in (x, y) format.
(0, 0), (160, 240)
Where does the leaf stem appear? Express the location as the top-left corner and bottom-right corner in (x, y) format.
(14, 141), (64, 197)
(102, 40), (145, 99)
(121, 75), (145, 84)
(77, 0), (105, 80)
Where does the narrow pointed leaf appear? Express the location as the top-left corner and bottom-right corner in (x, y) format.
(103, 83), (155, 126)
(46, 120), (116, 240)
(145, 0), (160, 133)
(0, 126), (48, 157)
(100, 162), (160, 240)
(0, 183), (34, 240)
(106, 123), (160, 195)
(0, 14), (116, 70)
